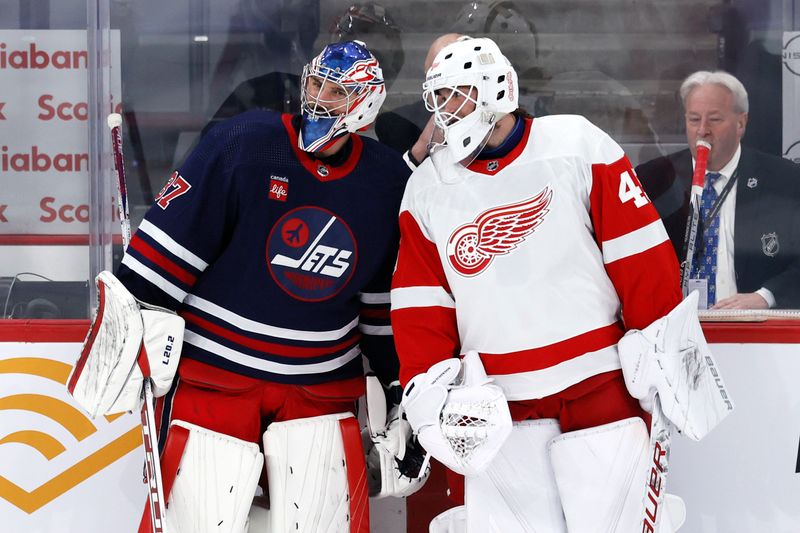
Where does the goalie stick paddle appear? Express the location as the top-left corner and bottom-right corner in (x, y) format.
(107, 113), (168, 533)
(679, 140), (711, 296)
(644, 394), (673, 531)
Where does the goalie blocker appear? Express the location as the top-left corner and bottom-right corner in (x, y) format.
(67, 270), (185, 416)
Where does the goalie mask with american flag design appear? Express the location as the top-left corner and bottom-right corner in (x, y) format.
(299, 40), (386, 152)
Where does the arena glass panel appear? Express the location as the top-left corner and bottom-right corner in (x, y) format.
(1, 1), (800, 532)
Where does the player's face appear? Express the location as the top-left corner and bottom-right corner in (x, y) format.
(305, 75), (350, 116)
(433, 85), (478, 123)
(684, 84), (747, 171)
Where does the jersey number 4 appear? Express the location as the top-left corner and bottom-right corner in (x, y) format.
(618, 169), (649, 208)
(155, 171), (192, 210)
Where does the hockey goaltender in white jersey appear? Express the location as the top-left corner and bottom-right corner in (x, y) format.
(392, 36), (733, 533)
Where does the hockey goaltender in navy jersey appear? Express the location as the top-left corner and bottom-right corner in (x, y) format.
(116, 110), (410, 390)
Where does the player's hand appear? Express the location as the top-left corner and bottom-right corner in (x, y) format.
(712, 292), (769, 310)
(410, 114), (444, 163)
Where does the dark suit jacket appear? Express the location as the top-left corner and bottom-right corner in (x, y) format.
(636, 146), (800, 309)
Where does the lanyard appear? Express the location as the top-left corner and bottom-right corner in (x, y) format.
(702, 169), (738, 225)
(695, 170), (738, 255)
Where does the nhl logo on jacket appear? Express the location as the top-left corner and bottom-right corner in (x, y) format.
(268, 206), (358, 301)
(761, 232), (779, 257)
(446, 186), (553, 277)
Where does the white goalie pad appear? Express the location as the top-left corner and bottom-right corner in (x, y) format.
(402, 351), (512, 476)
(618, 290), (734, 441)
(68, 271), (185, 416)
(166, 420), (264, 533)
(429, 506), (466, 533)
(264, 412), (369, 533)
(68, 270), (143, 417)
(466, 419), (566, 533)
(364, 376), (430, 498)
(549, 417), (684, 533)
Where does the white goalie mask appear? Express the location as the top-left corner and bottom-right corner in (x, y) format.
(422, 36), (519, 163)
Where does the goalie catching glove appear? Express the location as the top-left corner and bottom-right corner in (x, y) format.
(618, 290), (734, 441)
(401, 351), (512, 476)
(67, 271), (184, 417)
(363, 375), (430, 498)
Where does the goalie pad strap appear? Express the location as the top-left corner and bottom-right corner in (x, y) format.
(138, 423), (189, 533)
(161, 423), (190, 502)
(341, 416), (370, 532)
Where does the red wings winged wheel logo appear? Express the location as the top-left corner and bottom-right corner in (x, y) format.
(446, 186), (553, 276)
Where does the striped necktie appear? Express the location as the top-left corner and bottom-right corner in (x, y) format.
(690, 172), (722, 305)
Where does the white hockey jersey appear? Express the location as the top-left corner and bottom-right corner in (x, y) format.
(391, 115), (682, 400)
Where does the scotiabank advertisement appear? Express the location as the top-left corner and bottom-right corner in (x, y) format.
(0, 30), (121, 237)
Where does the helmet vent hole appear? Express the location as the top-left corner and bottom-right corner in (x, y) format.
(497, 90), (505, 100)
(445, 52), (453, 59)
(464, 61), (472, 69)
(463, 137), (471, 148)
(498, 75), (505, 83)
(474, 46), (482, 51)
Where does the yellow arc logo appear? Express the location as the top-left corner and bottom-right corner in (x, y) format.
(0, 357), (141, 514)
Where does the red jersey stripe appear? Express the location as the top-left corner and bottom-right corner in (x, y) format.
(181, 311), (360, 358)
(393, 211), (452, 291)
(478, 322), (626, 376)
(392, 306), (460, 385)
(130, 234), (197, 286)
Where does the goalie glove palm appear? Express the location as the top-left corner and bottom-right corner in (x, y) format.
(402, 351), (512, 476)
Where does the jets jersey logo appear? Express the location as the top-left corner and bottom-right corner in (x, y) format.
(446, 186), (553, 277)
(267, 206), (357, 301)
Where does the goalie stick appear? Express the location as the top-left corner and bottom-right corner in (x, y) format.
(641, 140), (710, 532)
(108, 113), (168, 533)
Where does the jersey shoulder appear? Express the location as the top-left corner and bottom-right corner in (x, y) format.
(358, 135), (413, 188)
(529, 114), (623, 164)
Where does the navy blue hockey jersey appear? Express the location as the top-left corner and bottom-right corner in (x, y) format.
(116, 111), (410, 387)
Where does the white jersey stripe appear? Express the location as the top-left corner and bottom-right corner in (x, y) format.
(601, 220), (669, 264)
(358, 324), (393, 335)
(391, 286), (456, 311)
(122, 254), (188, 302)
(139, 219), (209, 271)
(359, 292), (391, 304)
(184, 294), (359, 342)
(490, 345), (621, 401)
(184, 331), (362, 374)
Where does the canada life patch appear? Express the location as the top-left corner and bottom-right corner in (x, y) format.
(267, 206), (357, 301)
(269, 175), (288, 202)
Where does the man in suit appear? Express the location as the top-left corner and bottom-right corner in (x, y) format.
(636, 70), (800, 309)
